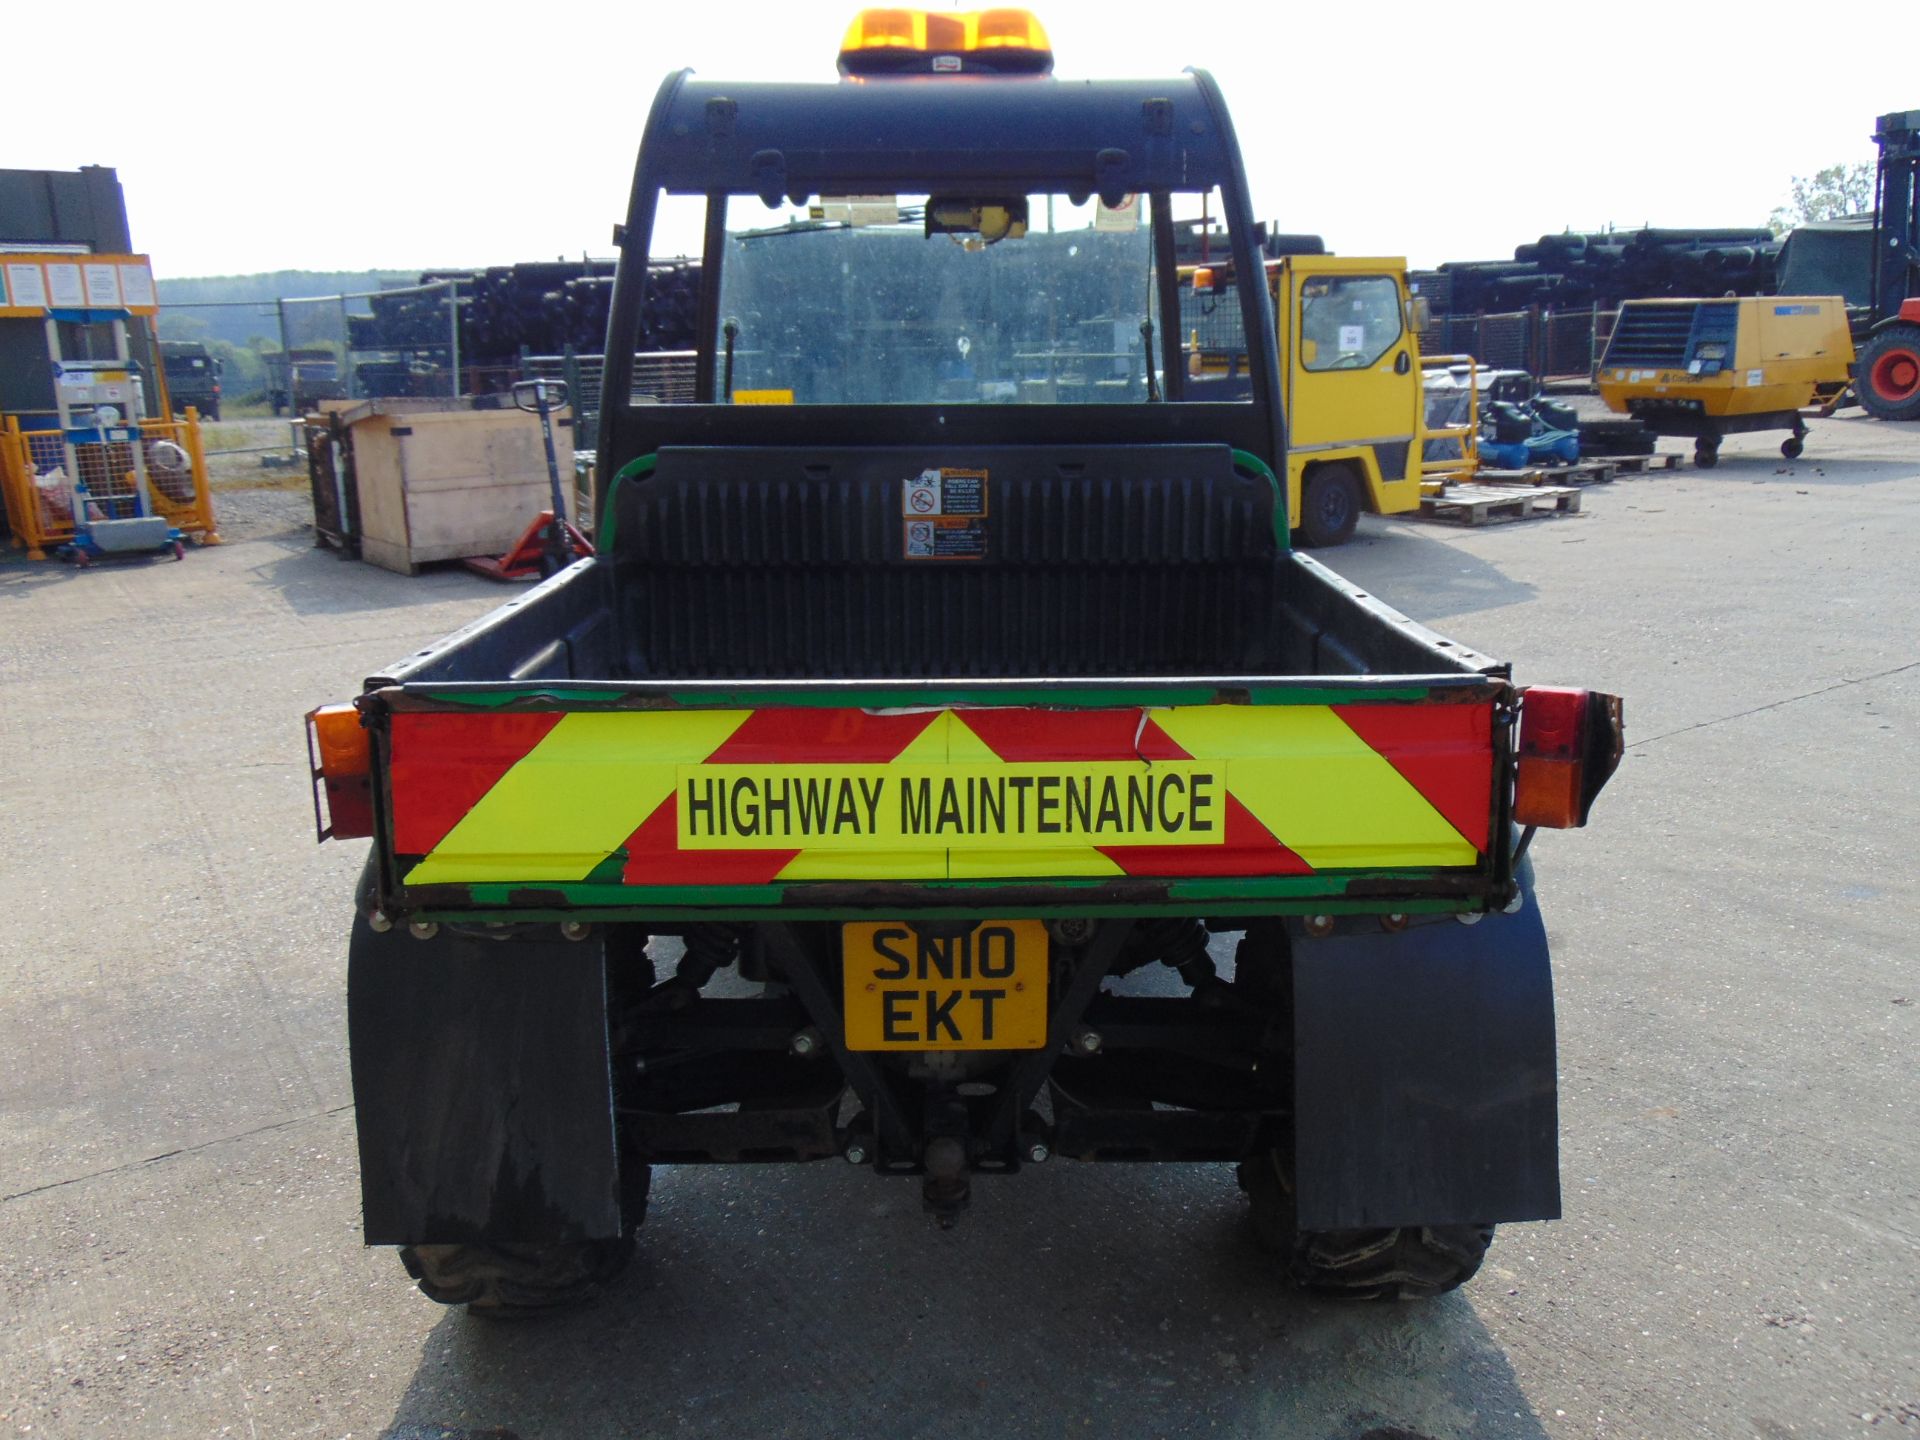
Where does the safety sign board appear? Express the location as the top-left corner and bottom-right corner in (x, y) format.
(903, 468), (987, 559)
(388, 702), (1494, 889)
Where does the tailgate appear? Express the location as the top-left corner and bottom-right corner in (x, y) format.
(359, 677), (1512, 920)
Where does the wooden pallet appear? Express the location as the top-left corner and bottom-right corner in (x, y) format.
(1607, 452), (1684, 475)
(1472, 460), (1617, 487)
(1415, 482), (1582, 527)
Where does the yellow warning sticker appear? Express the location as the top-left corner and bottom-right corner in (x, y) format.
(676, 762), (1224, 850)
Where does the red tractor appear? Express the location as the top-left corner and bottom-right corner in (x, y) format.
(1857, 109), (1920, 421)
(1858, 298), (1920, 421)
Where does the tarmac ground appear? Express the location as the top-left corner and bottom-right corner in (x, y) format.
(2, 414), (1916, 1439)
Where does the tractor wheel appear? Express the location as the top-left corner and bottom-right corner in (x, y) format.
(1296, 464), (1361, 549)
(1858, 322), (1920, 421)
(398, 1167), (649, 1316)
(1236, 1150), (1493, 1300)
(1693, 437), (1720, 469)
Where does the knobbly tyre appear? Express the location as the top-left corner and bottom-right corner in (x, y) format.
(306, 10), (1624, 1317)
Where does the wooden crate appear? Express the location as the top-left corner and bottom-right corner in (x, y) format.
(323, 399), (576, 574)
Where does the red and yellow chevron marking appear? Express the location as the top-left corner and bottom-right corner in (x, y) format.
(389, 703), (1493, 887)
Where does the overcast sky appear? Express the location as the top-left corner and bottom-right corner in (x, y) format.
(8, 0), (1905, 279)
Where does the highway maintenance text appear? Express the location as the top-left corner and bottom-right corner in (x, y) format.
(677, 762), (1222, 850)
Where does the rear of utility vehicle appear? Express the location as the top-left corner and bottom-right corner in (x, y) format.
(310, 10), (1622, 1316)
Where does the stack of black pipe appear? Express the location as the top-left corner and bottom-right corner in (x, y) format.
(347, 260), (705, 391)
(1417, 227), (1780, 315)
(454, 261), (614, 359)
(551, 260), (704, 357)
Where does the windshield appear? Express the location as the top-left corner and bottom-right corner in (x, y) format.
(1300, 274), (1404, 372)
(716, 192), (1180, 405)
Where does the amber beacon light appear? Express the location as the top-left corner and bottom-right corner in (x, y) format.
(838, 9), (1055, 76)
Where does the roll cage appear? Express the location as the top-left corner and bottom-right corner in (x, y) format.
(598, 68), (1285, 494)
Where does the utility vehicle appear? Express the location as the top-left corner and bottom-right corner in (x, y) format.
(309, 9), (1622, 1314)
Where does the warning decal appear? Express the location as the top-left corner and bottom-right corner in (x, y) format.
(678, 761), (1221, 850)
(903, 468), (987, 559)
(390, 701), (1496, 888)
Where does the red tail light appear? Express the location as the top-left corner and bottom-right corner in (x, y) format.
(307, 704), (374, 839)
(1514, 687), (1623, 829)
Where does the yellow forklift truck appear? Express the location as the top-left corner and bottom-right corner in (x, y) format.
(1185, 256), (1474, 545)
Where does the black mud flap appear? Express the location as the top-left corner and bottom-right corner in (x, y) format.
(346, 874), (620, 1245)
(1291, 861), (1559, 1230)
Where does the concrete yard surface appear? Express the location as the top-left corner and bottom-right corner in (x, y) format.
(1, 415), (1916, 1439)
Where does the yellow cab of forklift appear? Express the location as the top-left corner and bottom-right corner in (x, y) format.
(1596, 296), (1853, 466)
(1186, 255), (1428, 546)
(1279, 256), (1426, 544)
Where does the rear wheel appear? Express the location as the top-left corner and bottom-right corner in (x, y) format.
(1236, 1150), (1493, 1299)
(399, 1166), (649, 1316)
(1858, 322), (1920, 421)
(1296, 464), (1361, 548)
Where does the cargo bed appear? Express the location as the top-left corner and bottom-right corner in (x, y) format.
(343, 443), (1514, 924)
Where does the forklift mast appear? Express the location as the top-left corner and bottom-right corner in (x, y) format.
(1871, 109), (1919, 323)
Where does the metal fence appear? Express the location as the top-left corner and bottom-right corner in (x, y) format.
(157, 282), (699, 424)
(153, 296), (312, 418)
(520, 349), (699, 447)
(155, 281), (484, 418)
(288, 279), (516, 410)
(1418, 307), (1620, 381)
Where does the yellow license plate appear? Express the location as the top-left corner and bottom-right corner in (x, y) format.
(842, 920), (1048, 1051)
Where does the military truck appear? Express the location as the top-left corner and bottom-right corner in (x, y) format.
(160, 340), (222, 420)
(308, 9), (1623, 1315)
(263, 347), (346, 415)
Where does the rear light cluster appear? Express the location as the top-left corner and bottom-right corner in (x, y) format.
(308, 704), (373, 839)
(1513, 686), (1624, 829)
